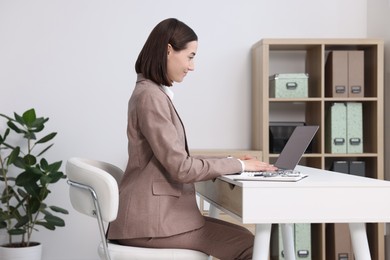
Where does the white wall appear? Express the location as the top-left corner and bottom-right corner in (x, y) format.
(367, 0), (390, 259)
(0, 0), (368, 259)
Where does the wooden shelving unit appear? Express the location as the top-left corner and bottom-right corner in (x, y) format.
(251, 38), (384, 259)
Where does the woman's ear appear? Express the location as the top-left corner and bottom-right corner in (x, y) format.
(167, 44), (172, 55)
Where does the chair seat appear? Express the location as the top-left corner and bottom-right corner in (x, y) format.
(98, 241), (209, 260)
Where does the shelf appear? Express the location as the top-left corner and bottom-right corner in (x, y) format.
(251, 38), (384, 260)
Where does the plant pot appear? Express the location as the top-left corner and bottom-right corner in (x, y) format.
(0, 242), (42, 260)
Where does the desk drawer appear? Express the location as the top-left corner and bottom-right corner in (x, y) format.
(196, 179), (242, 217)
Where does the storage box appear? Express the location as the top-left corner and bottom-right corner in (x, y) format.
(269, 73), (308, 98)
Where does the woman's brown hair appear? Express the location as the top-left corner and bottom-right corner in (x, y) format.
(135, 18), (198, 86)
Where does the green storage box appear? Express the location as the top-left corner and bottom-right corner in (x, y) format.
(269, 73), (308, 98)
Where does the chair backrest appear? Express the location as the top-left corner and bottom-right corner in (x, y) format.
(66, 157), (124, 222)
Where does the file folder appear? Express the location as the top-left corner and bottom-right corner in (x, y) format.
(325, 51), (348, 98)
(326, 103), (347, 153)
(294, 224), (311, 259)
(346, 102), (363, 153)
(348, 51), (364, 98)
(326, 223), (354, 260)
(271, 224), (311, 259)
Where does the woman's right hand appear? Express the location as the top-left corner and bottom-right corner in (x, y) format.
(242, 159), (277, 172)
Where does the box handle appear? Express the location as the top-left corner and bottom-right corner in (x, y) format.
(285, 82), (298, 90)
(335, 85), (346, 93)
(349, 138), (361, 145)
(334, 138), (345, 145)
(351, 85), (362, 94)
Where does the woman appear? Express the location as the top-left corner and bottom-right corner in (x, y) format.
(107, 18), (277, 260)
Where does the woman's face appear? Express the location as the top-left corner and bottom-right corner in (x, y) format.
(167, 41), (198, 84)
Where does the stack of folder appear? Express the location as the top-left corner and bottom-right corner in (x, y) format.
(326, 102), (363, 154)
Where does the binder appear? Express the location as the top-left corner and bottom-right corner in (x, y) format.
(346, 102), (363, 153)
(294, 224), (311, 259)
(271, 224), (311, 259)
(326, 223), (354, 260)
(326, 103), (347, 153)
(325, 51), (348, 98)
(348, 51), (364, 98)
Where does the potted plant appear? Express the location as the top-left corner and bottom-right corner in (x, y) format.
(0, 108), (68, 260)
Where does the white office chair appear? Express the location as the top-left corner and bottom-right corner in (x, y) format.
(66, 157), (209, 260)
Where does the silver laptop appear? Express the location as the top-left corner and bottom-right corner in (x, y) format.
(235, 125), (319, 180)
(273, 125), (319, 172)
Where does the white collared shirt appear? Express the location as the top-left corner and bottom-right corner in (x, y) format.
(161, 85), (174, 100)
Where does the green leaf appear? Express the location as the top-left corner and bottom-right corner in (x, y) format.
(36, 144), (54, 157)
(22, 109), (36, 126)
(7, 121), (24, 134)
(23, 131), (36, 140)
(14, 112), (25, 125)
(16, 187), (28, 198)
(7, 146), (20, 165)
(30, 117), (48, 132)
(30, 123), (45, 133)
(46, 161), (62, 173)
(14, 215), (29, 228)
(13, 156), (26, 169)
(50, 206), (69, 215)
(15, 171), (40, 187)
(45, 214), (65, 227)
(47, 171), (64, 183)
(8, 228), (26, 235)
(36, 221), (55, 230)
(22, 182), (40, 198)
(38, 187), (49, 200)
(36, 132), (57, 144)
(27, 198), (41, 214)
(0, 128), (10, 144)
(23, 154), (37, 166)
(0, 221), (7, 229)
(1, 186), (16, 204)
(40, 158), (49, 170)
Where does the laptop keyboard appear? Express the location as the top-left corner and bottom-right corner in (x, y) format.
(240, 169), (301, 177)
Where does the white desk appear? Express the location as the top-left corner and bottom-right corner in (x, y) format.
(195, 165), (390, 260)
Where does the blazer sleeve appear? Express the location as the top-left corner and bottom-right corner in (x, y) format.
(137, 90), (242, 183)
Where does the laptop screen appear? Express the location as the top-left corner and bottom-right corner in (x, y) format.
(274, 125), (319, 170)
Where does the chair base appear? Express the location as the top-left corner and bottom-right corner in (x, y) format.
(98, 241), (209, 260)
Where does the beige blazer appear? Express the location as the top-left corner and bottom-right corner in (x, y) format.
(107, 74), (242, 240)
